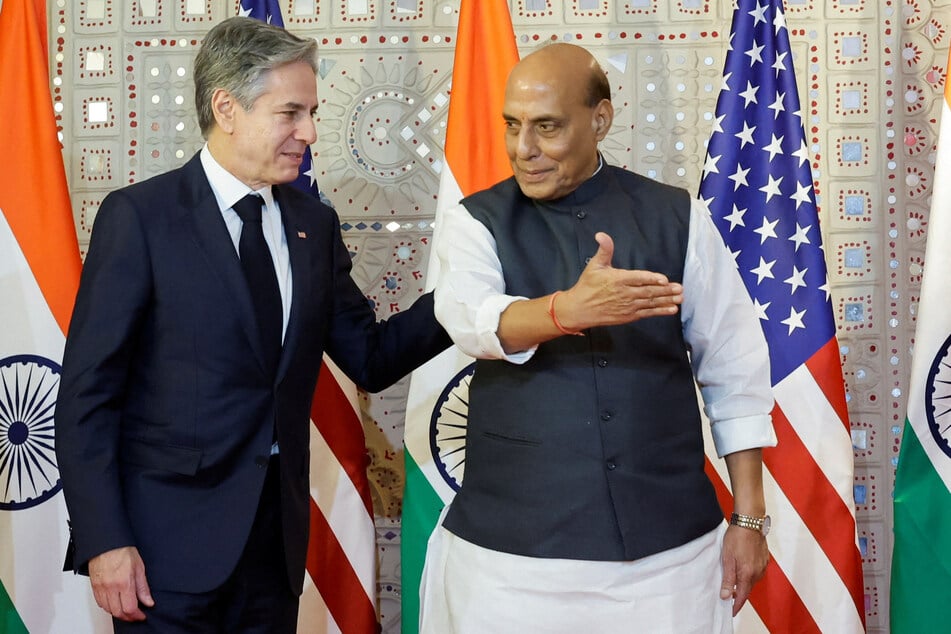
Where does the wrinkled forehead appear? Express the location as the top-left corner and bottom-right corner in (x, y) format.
(504, 70), (588, 118)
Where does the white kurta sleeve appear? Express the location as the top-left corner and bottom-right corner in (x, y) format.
(432, 202), (535, 364)
(681, 198), (777, 457)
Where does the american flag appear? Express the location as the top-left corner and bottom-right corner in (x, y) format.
(698, 1), (866, 632)
(241, 2), (379, 633)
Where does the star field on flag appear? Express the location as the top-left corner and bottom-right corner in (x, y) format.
(699, 0), (834, 384)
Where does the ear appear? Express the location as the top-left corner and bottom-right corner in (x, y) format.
(592, 99), (614, 141)
(211, 88), (238, 135)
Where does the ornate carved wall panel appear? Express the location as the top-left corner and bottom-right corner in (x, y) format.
(50, 1), (941, 632)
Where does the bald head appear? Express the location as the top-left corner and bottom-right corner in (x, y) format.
(502, 43), (614, 201)
(508, 43), (611, 110)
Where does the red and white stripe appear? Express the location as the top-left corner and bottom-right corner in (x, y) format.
(299, 357), (377, 634)
(704, 339), (865, 633)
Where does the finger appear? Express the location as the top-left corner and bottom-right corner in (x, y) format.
(617, 271), (674, 289)
(117, 588), (148, 621)
(732, 580), (753, 616)
(92, 585), (108, 613)
(136, 567), (155, 608)
(641, 291), (683, 306)
(587, 232), (615, 269)
(105, 588), (126, 619)
(635, 306), (680, 320)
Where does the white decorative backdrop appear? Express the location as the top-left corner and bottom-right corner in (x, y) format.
(48, 1), (942, 632)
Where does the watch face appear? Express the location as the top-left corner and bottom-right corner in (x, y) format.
(761, 515), (771, 536)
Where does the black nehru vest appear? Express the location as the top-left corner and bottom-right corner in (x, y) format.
(442, 164), (725, 561)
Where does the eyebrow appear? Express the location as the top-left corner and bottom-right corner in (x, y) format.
(502, 112), (561, 123)
(277, 101), (319, 115)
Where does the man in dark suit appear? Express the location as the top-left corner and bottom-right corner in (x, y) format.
(55, 16), (450, 632)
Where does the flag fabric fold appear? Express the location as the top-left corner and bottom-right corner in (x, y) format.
(0, 0), (108, 631)
(698, 1), (865, 632)
(889, 47), (951, 634)
(241, 3), (377, 632)
(401, 2), (518, 632)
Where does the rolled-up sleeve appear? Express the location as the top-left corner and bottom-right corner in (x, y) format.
(432, 202), (534, 364)
(682, 198), (777, 457)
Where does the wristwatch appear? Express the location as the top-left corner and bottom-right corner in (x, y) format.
(730, 512), (771, 536)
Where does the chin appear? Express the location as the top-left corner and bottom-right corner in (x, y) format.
(520, 185), (558, 201)
(274, 171), (299, 185)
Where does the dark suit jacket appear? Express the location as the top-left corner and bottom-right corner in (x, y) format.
(55, 152), (449, 595)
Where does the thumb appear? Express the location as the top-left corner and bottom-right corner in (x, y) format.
(135, 568), (155, 608)
(720, 560), (736, 601)
(587, 232), (614, 269)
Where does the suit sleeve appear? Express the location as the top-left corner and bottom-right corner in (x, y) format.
(55, 189), (151, 570)
(321, 213), (452, 392)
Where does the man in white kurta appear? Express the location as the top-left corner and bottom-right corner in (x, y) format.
(421, 43), (776, 633)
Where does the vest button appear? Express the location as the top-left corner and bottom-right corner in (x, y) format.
(600, 409), (613, 421)
(606, 461), (617, 470)
(598, 358), (608, 368)
(576, 210), (587, 219)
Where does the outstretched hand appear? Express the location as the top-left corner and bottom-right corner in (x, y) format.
(555, 232), (684, 332)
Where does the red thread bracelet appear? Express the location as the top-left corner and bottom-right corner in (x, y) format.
(548, 291), (584, 336)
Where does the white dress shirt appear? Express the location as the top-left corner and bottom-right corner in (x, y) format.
(200, 145), (292, 340)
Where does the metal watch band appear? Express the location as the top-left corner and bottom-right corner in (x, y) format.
(730, 512), (767, 533)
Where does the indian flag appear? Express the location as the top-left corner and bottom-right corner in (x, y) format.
(400, 2), (518, 632)
(0, 0), (109, 631)
(890, 47), (951, 634)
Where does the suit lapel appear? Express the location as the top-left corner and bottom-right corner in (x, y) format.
(179, 154), (269, 373)
(274, 185), (313, 383)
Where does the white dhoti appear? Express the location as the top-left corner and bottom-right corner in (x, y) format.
(420, 522), (731, 634)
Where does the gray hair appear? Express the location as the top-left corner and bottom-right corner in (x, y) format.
(194, 16), (318, 137)
(585, 64), (611, 108)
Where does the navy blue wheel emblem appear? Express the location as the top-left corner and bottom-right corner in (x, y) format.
(429, 363), (474, 491)
(0, 354), (63, 510)
(926, 333), (951, 458)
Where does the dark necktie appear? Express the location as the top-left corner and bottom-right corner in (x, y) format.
(233, 193), (283, 375)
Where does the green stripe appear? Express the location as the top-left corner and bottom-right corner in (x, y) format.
(0, 579), (28, 634)
(400, 448), (445, 634)
(891, 419), (951, 633)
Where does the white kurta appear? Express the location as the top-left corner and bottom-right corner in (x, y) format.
(425, 181), (776, 632)
(421, 522), (732, 634)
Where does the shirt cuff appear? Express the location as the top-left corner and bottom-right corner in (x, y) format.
(474, 294), (536, 364)
(710, 414), (777, 458)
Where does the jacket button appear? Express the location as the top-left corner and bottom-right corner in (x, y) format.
(598, 358), (608, 368)
(576, 210), (587, 219)
(600, 409), (613, 421)
(606, 461), (617, 470)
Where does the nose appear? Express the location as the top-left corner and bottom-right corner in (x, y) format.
(515, 127), (538, 160)
(298, 116), (317, 145)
